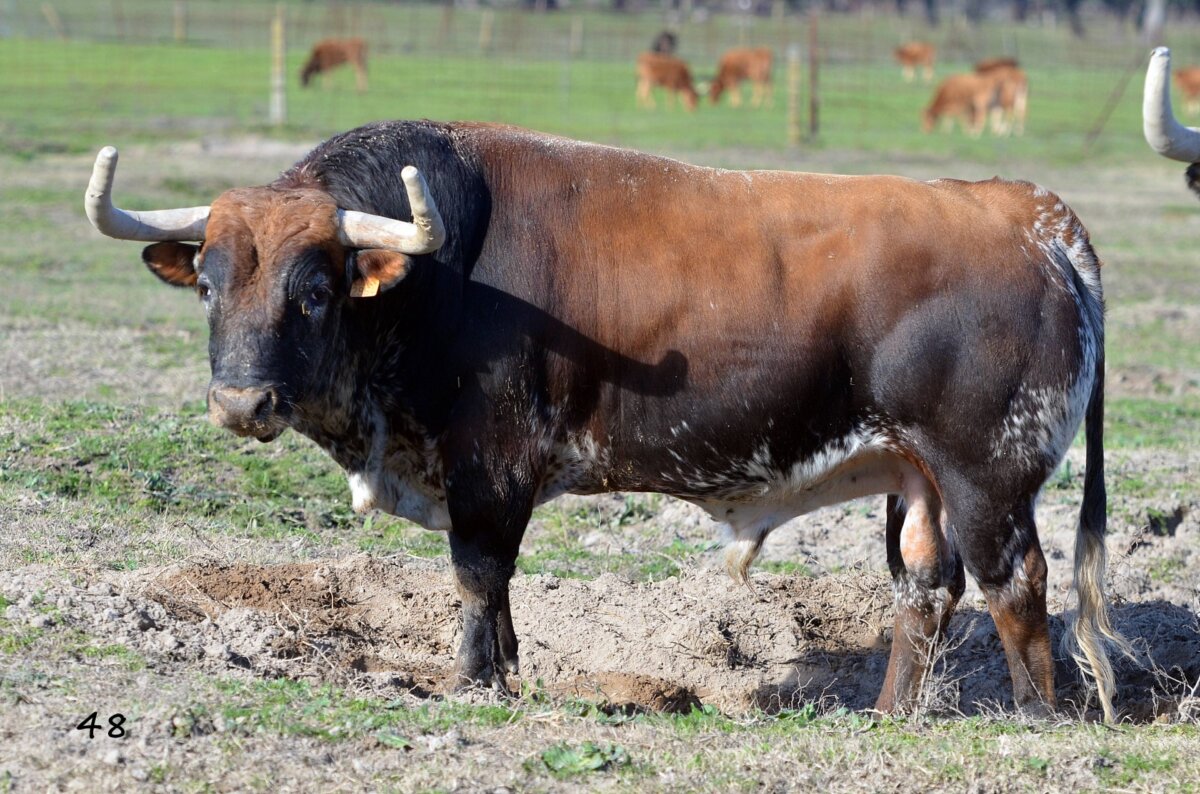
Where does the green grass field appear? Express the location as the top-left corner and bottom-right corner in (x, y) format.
(2, 4), (1199, 791)
(0, 15), (1173, 163)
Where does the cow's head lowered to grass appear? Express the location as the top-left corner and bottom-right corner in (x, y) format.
(84, 146), (445, 441)
(1144, 46), (1200, 196)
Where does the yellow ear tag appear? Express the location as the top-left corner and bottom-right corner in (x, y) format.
(351, 276), (380, 298)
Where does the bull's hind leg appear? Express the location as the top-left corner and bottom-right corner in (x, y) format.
(876, 482), (966, 713)
(950, 492), (1056, 715)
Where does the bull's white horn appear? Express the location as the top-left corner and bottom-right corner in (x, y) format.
(337, 165), (446, 255)
(1143, 47), (1200, 162)
(85, 146), (211, 241)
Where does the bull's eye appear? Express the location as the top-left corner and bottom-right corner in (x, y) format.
(301, 284), (331, 317)
(196, 278), (212, 302)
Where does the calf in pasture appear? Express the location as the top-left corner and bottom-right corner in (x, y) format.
(974, 56), (1020, 74)
(86, 120), (1126, 720)
(982, 64), (1028, 136)
(300, 37), (368, 93)
(923, 68), (1026, 137)
(636, 52), (699, 111)
(922, 72), (996, 135)
(1144, 46), (1200, 197)
(708, 47), (773, 108)
(894, 41), (936, 82)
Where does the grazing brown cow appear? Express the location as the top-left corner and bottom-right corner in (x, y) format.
(636, 52), (699, 111)
(895, 41), (936, 83)
(1145, 46), (1200, 198)
(969, 64), (1027, 136)
(86, 120), (1125, 721)
(300, 37), (368, 93)
(922, 72), (996, 135)
(974, 56), (1020, 74)
(709, 47), (773, 108)
(1172, 66), (1200, 116)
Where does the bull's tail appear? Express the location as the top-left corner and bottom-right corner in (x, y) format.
(1062, 349), (1134, 723)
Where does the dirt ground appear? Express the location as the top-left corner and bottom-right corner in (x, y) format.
(2, 140), (1199, 791)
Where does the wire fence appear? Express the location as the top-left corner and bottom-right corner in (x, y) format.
(3, 0), (1199, 159)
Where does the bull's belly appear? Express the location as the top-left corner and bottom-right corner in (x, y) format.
(347, 424), (924, 541)
(687, 448), (919, 533)
(537, 425), (922, 536)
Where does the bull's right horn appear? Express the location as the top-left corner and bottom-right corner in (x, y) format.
(85, 147), (211, 241)
(1144, 47), (1200, 162)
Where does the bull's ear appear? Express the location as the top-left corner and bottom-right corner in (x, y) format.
(350, 250), (414, 298)
(142, 242), (199, 288)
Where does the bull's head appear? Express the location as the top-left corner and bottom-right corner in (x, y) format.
(84, 146), (445, 441)
(1144, 47), (1200, 168)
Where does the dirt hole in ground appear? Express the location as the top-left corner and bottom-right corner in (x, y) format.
(126, 555), (1200, 720)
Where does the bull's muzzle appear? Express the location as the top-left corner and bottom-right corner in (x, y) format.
(207, 384), (285, 442)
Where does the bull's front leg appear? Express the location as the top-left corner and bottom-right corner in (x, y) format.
(441, 418), (537, 691)
(447, 524), (525, 689)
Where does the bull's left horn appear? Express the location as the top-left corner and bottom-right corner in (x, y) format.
(1144, 47), (1200, 162)
(337, 165), (446, 255)
(85, 146), (211, 241)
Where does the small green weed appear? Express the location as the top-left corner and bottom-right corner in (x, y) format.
(532, 741), (631, 778)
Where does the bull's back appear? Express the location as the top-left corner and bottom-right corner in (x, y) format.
(467, 126), (1089, 426)
(466, 127), (1078, 357)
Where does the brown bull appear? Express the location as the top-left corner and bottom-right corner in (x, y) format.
(709, 47), (773, 108)
(1145, 46), (1200, 197)
(301, 37), (368, 93)
(86, 120), (1127, 721)
(636, 52), (699, 111)
(894, 41), (935, 83)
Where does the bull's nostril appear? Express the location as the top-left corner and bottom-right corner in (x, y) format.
(254, 389), (278, 422)
(209, 385), (277, 430)
(210, 388), (233, 412)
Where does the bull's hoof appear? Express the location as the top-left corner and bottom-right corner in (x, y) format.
(1014, 700), (1056, 721)
(448, 663), (511, 696)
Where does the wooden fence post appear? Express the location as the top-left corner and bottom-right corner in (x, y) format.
(111, 0), (126, 40)
(41, 2), (67, 40)
(807, 10), (820, 140)
(479, 9), (494, 54)
(269, 3), (286, 128)
(173, 0), (186, 43)
(787, 43), (802, 146)
(569, 15), (583, 58)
